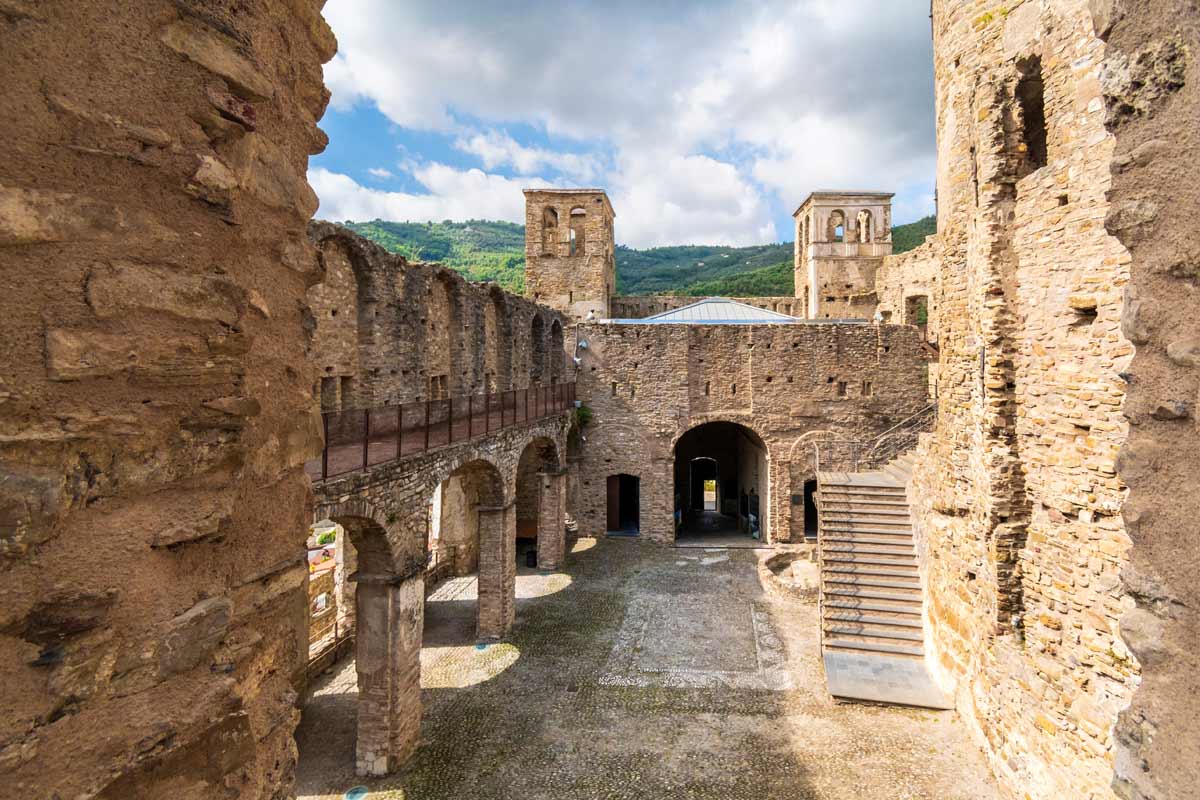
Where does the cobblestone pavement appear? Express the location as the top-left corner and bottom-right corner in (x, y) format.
(295, 537), (998, 800)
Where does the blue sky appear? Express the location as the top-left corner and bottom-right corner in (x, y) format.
(312, 0), (936, 248)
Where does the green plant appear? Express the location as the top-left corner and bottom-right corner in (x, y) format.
(574, 405), (593, 428)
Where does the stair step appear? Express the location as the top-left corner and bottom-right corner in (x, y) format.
(823, 554), (916, 568)
(824, 581), (922, 598)
(822, 575), (921, 590)
(824, 611), (922, 628)
(821, 507), (910, 517)
(818, 472), (903, 488)
(823, 562), (917, 576)
(818, 502), (910, 513)
(824, 624), (924, 642)
(822, 534), (915, 545)
(825, 599), (923, 615)
(823, 542), (915, 556)
(823, 636), (924, 658)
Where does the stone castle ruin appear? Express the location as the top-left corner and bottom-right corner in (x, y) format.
(1, 2), (1197, 799)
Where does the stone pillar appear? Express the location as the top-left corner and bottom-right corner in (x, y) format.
(536, 469), (568, 569)
(353, 572), (423, 777)
(476, 502), (516, 640)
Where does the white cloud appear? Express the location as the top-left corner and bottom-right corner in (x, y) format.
(367, 167), (394, 179)
(317, 0), (936, 243)
(310, 165), (551, 224)
(453, 131), (603, 183)
(611, 153), (777, 247)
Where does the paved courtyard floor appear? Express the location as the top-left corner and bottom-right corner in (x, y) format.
(295, 537), (998, 800)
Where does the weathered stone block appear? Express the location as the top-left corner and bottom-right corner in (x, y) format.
(159, 19), (273, 101)
(86, 261), (244, 325)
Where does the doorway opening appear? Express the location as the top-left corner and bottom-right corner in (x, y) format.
(803, 479), (819, 541)
(674, 421), (768, 546)
(606, 474), (640, 536)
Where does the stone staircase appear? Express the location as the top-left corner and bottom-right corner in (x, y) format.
(816, 451), (952, 708)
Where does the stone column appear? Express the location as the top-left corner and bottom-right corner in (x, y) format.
(476, 502), (516, 640)
(536, 469), (568, 569)
(352, 572), (423, 777)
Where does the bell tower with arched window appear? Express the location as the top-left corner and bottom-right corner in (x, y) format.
(792, 190), (893, 320)
(523, 188), (616, 323)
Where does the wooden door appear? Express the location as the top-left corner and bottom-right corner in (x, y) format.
(606, 475), (620, 531)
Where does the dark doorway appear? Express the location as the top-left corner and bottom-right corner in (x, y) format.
(803, 479), (819, 540)
(673, 421), (768, 546)
(606, 474), (639, 536)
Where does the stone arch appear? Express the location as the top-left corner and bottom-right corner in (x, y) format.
(307, 506), (421, 778)
(856, 209), (874, 243)
(549, 319), (565, 382)
(515, 436), (565, 569)
(569, 206), (586, 256)
(421, 456), (515, 641)
(428, 273), (458, 398)
(827, 210), (846, 242)
(786, 430), (838, 542)
(530, 313), (547, 385)
(541, 206), (558, 255)
(484, 287), (511, 392)
(672, 419), (771, 543)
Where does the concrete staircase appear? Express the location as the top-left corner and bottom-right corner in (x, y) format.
(816, 452), (952, 708)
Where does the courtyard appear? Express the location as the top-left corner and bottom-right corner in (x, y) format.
(296, 537), (997, 799)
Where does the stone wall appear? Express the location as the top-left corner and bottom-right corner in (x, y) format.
(874, 237), (941, 329)
(308, 223), (570, 406)
(910, 2), (1138, 797)
(575, 322), (929, 543)
(610, 295), (801, 319)
(0, 2), (332, 797)
(1098, 3), (1200, 798)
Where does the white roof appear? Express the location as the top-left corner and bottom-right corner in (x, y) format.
(617, 297), (801, 324)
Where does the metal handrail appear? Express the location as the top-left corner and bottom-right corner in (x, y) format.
(307, 382), (576, 483)
(812, 402), (937, 476)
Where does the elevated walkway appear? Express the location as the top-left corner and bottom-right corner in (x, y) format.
(817, 452), (951, 709)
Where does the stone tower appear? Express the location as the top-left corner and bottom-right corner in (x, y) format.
(793, 191), (893, 319)
(523, 188), (616, 323)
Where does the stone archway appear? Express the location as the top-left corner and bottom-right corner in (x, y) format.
(319, 511), (422, 778)
(515, 436), (565, 570)
(423, 457), (514, 642)
(672, 420), (770, 544)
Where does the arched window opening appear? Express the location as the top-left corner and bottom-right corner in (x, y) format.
(856, 209), (873, 243)
(542, 206), (558, 255)
(569, 207), (586, 256)
(828, 210), (846, 243)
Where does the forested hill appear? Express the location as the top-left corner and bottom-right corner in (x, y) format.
(342, 215), (936, 297)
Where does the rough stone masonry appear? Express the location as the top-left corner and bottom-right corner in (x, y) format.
(0, 2), (333, 797)
(1, 2), (1198, 800)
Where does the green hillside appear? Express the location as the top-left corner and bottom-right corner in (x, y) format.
(340, 215), (936, 297)
(343, 220), (527, 293)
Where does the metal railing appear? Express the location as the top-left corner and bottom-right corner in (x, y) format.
(814, 403), (937, 475)
(306, 382), (576, 482)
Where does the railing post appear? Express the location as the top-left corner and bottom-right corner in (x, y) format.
(424, 399), (431, 451)
(321, 412), (329, 481)
(362, 409), (370, 471)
